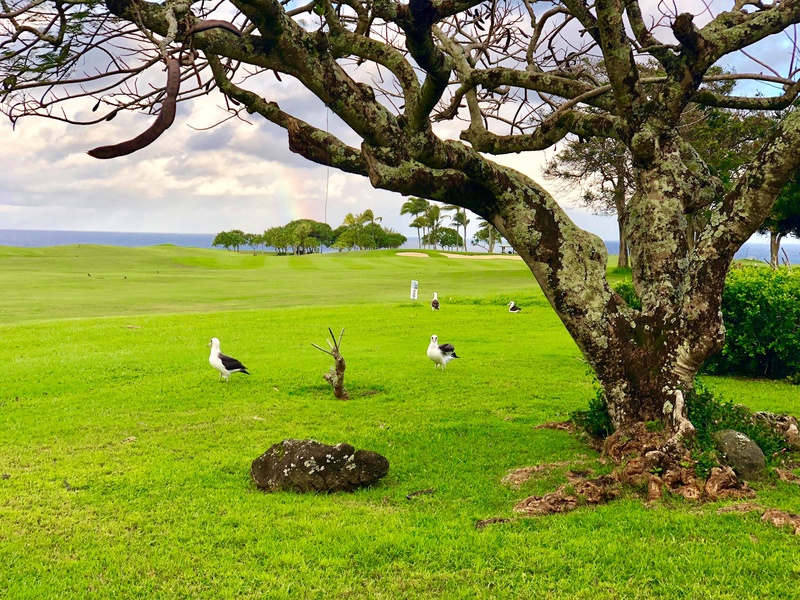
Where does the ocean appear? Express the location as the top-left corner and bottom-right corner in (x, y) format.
(0, 229), (797, 263)
(0, 229), (217, 249)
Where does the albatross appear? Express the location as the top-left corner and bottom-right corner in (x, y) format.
(508, 301), (523, 313)
(431, 292), (440, 311)
(427, 334), (459, 370)
(208, 337), (250, 381)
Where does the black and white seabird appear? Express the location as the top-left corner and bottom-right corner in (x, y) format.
(427, 334), (459, 369)
(508, 301), (523, 313)
(208, 337), (250, 381)
(431, 292), (440, 311)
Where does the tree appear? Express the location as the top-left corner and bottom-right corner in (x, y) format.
(424, 204), (443, 250)
(757, 176), (800, 267)
(408, 216), (428, 249)
(212, 230), (245, 252)
(545, 136), (633, 267)
(544, 65), (773, 268)
(243, 232), (261, 254)
(6, 1), (800, 460)
(290, 221), (313, 254)
(331, 226), (358, 251)
(472, 219), (503, 254)
(444, 204), (470, 252)
(212, 231), (235, 251)
(286, 219), (335, 250)
(436, 227), (463, 251)
(263, 226), (292, 255)
(401, 197), (430, 248)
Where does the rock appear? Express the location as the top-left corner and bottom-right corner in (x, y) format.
(712, 429), (766, 480)
(250, 439), (389, 493)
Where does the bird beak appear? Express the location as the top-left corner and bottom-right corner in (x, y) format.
(207, 341), (212, 347)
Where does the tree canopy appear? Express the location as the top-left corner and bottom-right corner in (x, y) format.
(5, 1), (800, 456)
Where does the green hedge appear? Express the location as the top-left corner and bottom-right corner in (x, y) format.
(707, 265), (800, 381)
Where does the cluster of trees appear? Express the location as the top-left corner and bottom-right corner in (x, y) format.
(399, 197), (468, 251)
(213, 212), (406, 255)
(330, 210), (406, 251)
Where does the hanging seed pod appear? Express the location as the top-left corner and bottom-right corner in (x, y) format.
(87, 58), (180, 159)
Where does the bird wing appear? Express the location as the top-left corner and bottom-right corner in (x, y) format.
(431, 299), (440, 308)
(439, 343), (456, 353)
(219, 353), (246, 371)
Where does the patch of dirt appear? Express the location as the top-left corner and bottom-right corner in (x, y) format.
(439, 252), (522, 260)
(776, 468), (800, 484)
(534, 421), (575, 431)
(761, 509), (800, 534)
(395, 252), (429, 258)
(716, 502), (764, 514)
(501, 462), (574, 488)
(475, 517), (514, 530)
(715, 503), (800, 536)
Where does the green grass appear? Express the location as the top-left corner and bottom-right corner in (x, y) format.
(1, 245), (799, 598)
(0, 246), (545, 324)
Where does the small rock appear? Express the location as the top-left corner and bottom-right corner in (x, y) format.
(251, 439), (389, 493)
(713, 429), (766, 480)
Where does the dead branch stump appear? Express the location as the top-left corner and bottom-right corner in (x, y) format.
(312, 327), (350, 400)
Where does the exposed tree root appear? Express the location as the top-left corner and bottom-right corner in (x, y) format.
(761, 509), (800, 534)
(713, 503), (800, 534)
(513, 422), (756, 518)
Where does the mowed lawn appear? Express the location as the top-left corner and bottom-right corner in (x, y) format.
(1, 246), (799, 598)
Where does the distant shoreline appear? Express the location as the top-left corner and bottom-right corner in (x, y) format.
(1, 229), (798, 263)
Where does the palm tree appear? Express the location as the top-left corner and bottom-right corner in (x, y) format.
(400, 197), (429, 248)
(409, 216), (427, 248)
(342, 212), (361, 249)
(424, 204), (443, 249)
(354, 210), (378, 249)
(444, 204), (470, 252)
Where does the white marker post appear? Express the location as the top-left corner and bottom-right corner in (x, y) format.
(410, 280), (419, 301)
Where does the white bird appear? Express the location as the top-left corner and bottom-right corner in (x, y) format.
(431, 292), (440, 311)
(208, 337), (250, 381)
(427, 334), (459, 369)
(508, 301), (523, 313)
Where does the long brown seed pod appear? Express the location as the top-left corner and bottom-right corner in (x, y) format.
(87, 58), (180, 159)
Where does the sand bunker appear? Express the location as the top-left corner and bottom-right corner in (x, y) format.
(439, 252), (522, 260)
(396, 251), (522, 260)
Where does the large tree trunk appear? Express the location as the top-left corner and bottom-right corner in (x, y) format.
(473, 138), (730, 442)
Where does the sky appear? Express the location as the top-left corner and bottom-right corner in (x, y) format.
(0, 2), (788, 244)
(1, 82), (620, 240)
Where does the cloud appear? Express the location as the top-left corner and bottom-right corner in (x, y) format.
(14, 6), (773, 242)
